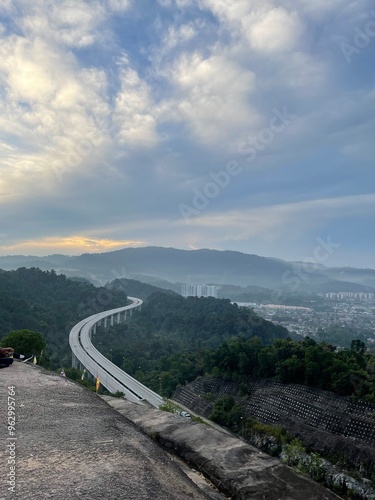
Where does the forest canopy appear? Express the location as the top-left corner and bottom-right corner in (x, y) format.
(0, 267), (128, 368)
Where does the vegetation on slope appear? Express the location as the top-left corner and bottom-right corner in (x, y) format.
(0, 267), (128, 368)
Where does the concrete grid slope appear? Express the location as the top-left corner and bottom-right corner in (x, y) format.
(0, 362), (208, 500)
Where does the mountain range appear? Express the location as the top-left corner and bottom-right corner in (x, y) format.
(0, 247), (374, 296)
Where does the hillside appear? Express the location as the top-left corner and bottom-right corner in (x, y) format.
(1, 247), (375, 294)
(91, 292), (289, 394)
(0, 268), (128, 368)
(107, 277), (177, 300)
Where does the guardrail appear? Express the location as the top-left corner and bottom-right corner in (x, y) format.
(69, 297), (163, 408)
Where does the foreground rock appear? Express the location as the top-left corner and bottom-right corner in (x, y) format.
(0, 363), (208, 500)
(103, 397), (341, 500)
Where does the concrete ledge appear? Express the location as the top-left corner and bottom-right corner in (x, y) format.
(103, 397), (343, 500)
(0, 363), (209, 499)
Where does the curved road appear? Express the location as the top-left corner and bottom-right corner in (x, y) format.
(69, 297), (163, 408)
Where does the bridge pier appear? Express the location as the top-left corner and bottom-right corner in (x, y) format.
(72, 353), (83, 370)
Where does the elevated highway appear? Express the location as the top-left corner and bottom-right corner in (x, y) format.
(69, 297), (163, 408)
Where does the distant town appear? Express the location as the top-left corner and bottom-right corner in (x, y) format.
(181, 284), (375, 348)
(244, 293), (375, 347)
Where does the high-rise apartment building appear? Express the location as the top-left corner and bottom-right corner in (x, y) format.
(181, 284), (218, 298)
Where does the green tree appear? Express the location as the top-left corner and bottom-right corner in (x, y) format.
(1, 329), (46, 355)
(209, 396), (244, 430)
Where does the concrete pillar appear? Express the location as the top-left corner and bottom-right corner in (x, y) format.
(110, 315), (114, 326)
(104, 317), (108, 328)
(72, 352), (79, 369)
(93, 323), (97, 334)
(117, 312), (121, 324)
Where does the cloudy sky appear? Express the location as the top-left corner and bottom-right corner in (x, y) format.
(0, 0), (374, 267)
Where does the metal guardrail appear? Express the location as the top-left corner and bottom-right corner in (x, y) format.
(69, 297), (163, 408)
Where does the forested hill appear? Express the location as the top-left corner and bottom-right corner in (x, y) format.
(107, 278), (177, 300)
(0, 267), (128, 367)
(93, 292), (289, 394)
(134, 292), (289, 347)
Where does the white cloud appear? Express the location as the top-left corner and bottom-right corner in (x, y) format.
(107, 0), (132, 12)
(162, 52), (258, 145)
(16, 0), (132, 48)
(0, 33), (110, 193)
(200, 0), (303, 51)
(163, 22), (198, 50)
(113, 67), (159, 147)
(0, 0), (13, 13)
(17, 0), (106, 48)
(247, 8), (303, 53)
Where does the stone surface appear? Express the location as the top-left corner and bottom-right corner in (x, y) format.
(104, 397), (342, 500)
(0, 362), (209, 500)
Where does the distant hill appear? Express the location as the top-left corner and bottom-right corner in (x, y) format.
(107, 278), (177, 300)
(322, 267), (375, 289)
(1, 246), (374, 295)
(0, 254), (71, 270)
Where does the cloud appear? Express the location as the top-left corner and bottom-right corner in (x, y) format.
(17, 0), (107, 48)
(162, 22), (199, 51)
(162, 52), (258, 144)
(247, 7), (304, 53)
(185, 193), (375, 242)
(107, 0), (132, 13)
(113, 66), (159, 147)
(0, 33), (110, 194)
(0, 236), (145, 256)
(200, 0), (304, 52)
(0, 0), (373, 266)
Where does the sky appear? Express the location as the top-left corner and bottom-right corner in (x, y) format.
(0, 0), (374, 268)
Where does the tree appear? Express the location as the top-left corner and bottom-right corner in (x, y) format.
(0, 329), (46, 355)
